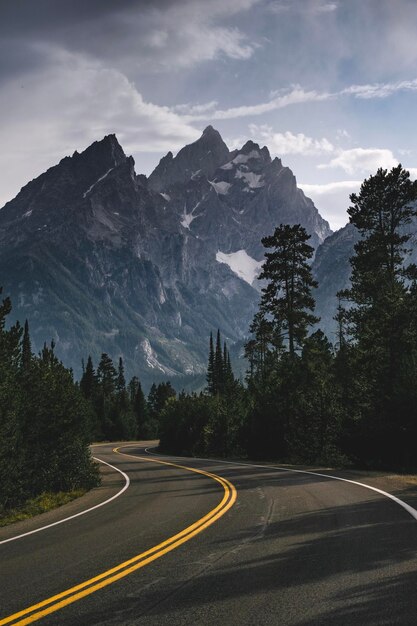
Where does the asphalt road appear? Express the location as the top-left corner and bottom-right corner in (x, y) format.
(1, 442), (417, 625)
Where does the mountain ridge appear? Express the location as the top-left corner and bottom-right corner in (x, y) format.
(0, 127), (332, 384)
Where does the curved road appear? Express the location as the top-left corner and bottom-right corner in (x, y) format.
(1, 443), (417, 625)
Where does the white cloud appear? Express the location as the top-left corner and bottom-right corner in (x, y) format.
(173, 101), (219, 115)
(318, 148), (398, 174)
(343, 78), (417, 100)
(182, 77), (417, 123)
(313, 2), (338, 13)
(268, 1), (338, 15)
(0, 47), (200, 207)
(249, 124), (334, 155)
(300, 180), (361, 230)
(300, 181), (362, 195)
(185, 85), (332, 121)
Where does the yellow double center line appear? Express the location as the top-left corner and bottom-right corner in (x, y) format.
(1, 449), (237, 625)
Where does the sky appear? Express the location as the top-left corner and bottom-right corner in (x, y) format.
(3, 0), (417, 230)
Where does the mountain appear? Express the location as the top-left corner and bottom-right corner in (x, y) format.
(0, 127), (332, 385)
(312, 224), (359, 340)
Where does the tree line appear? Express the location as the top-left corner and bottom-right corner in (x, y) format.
(159, 165), (417, 470)
(0, 305), (99, 511)
(78, 353), (175, 442)
(0, 304), (177, 513)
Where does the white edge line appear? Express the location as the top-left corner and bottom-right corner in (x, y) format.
(0, 457), (130, 545)
(139, 446), (417, 522)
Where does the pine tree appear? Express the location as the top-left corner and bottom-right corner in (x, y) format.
(206, 332), (215, 394)
(260, 224), (318, 356)
(21, 319), (32, 372)
(132, 380), (147, 438)
(116, 357), (126, 393)
(97, 353), (116, 397)
(340, 165), (417, 466)
(80, 355), (96, 400)
(214, 329), (223, 394)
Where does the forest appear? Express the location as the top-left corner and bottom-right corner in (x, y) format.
(1, 164), (417, 516)
(159, 165), (417, 471)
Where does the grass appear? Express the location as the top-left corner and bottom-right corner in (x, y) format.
(0, 490), (86, 528)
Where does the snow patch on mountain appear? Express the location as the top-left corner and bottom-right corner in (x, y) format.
(180, 196), (205, 229)
(209, 180), (231, 195)
(160, 193), (171, 202)
(83, 168), (114, 198)
(235, 170), (264, 189)
(232, 150), (260, 165)
(216, 249), (263, 285)
(141, 338), (168, 373)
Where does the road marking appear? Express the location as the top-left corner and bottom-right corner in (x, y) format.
(0, 457), (130, 546)
(0, 450), (237, 626)
(144, 447), (417, 522)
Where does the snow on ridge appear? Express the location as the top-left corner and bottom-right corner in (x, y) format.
(232, 150), (260, 165)
(160, 192), (171, 201)
(235, 169), (265, 189)
(180, 196), (205, 230)
(208, 180), (231, 195)
(220, 162), (234, 170)
(83, 168), (114, 198)
(23, 209), (33, 218)
(216, 249), (263, 285)
(141, 338), (168, 373)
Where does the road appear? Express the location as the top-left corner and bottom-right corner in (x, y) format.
(1, 442), (417, 625)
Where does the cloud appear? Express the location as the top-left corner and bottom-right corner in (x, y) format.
(267, 1), (338, 15)
(1, 0), (260, 76)
(0, 48), (201, 207)
(300, 180), (361, 231)
(318, 148), (398, 174)
(342, 78), (417, 99)
(182, 76), (417, 123)
(249, 124), (334, 155)
(300, 181), (362, 195)
(185, 86), (332, 121)
(173, 101), (219, 115)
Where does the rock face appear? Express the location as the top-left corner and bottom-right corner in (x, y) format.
(0, 127), (332, 384)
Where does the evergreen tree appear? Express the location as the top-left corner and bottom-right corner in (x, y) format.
(339, 165), (417, 466)
(97, 353), (117, 396)
(206, 332), (215, 394)
(116, 357), (126, 393)
(21, 319), (32, 372)
(131, 379), (147, 438)
(260, 224), (318, 356)
(214, 329), (223, 394)
(80, 355), (96, 400)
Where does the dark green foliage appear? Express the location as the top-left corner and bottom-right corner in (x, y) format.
(206, 332), (215, 394)
(80, 355), (96, 400)
(21, 320), (32, 373)
(336, 165), (417, 468)
(128, 377), (148, 438)
(146, 382), (176, 438)
(159, 330), (246, 457)
(260, 224), (318, 356)
(0, 291), (99, 511)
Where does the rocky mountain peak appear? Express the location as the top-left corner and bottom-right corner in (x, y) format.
(148, 127), (230, 192)
(0, 129), (335, 383)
